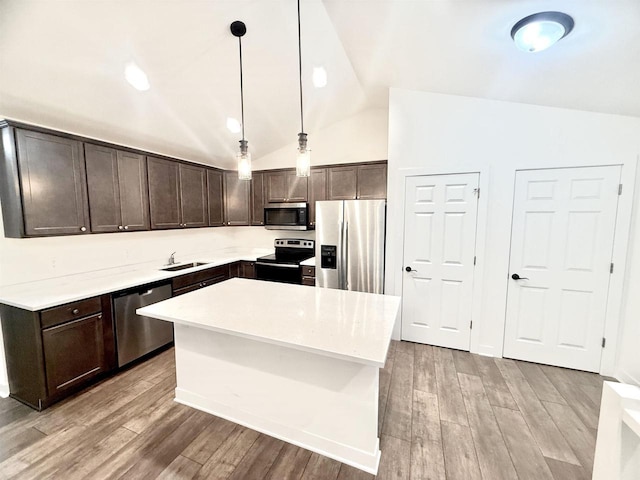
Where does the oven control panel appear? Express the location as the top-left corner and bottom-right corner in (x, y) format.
(274, 239), (314, 249)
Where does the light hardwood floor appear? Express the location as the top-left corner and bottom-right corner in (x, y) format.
(0, 341), (607, 479)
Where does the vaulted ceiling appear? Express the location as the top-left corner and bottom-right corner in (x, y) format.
(1, 0), (639, 169)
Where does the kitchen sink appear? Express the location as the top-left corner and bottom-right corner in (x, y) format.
(160, 262), (208, 272)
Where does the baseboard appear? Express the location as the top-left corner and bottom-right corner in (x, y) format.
(0, 383), (9, 398)
(615, 370), (640, 387)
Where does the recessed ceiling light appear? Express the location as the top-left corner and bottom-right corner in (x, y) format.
(312, 66), (327, 88)
(226, 117), (242, 133)
(511, 12), (574, 53)
(124, 62), (150, 91)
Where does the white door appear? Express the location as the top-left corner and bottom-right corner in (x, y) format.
(401, 173), (479, 350)
(504, 166), (621, 372)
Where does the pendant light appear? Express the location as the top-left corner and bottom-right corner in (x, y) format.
(231, 20), (251, 180)
(295, 0), (311, 177)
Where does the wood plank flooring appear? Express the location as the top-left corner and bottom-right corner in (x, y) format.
(0, 341), (608, 479)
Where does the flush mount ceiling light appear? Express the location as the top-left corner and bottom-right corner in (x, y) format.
(230, 20), (252, 180)
(226, 117), (241, 133)
(312, 66), (327, 88)
(511, 12), (574, 53)
(295, 0), (311, 178)
(124, 62), (150, 91)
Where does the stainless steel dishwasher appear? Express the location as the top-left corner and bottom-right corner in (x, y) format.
(113, 282), (173, 367)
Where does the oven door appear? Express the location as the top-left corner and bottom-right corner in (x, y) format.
(264, 203), (308, 230)
(255, 262), (302, 284)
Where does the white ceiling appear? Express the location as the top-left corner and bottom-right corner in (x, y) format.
(1, 0), (639, 169)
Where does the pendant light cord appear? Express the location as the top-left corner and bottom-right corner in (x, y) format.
(297, 0), (304, 134)
(238, 36), (245, 142)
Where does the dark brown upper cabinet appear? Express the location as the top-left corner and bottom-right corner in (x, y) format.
(207, 169), (224, 227)
(357, 163), (387, 199)
(224, 171), (251, 226)
(2, 128), (91, 237)
(179, 163), (208, 228)
(251, 172), (265, 226)
(148, 157), (182, 229)
(85, 144), (149, 233)
(327, 162), (387, 201)
(265, 170), (308, 203)
(148, 157), (208, 229)
(308, 168), (327, 227)
(328, 165), (358, 200)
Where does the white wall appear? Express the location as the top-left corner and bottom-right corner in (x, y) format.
(253, 108), (388, 169)
(386, 89), (640, 379)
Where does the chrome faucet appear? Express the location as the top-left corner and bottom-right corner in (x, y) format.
(167, 252), (177, 265)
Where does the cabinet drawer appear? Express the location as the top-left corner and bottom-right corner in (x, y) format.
(172, 265), (229, 291)
(302, 277), (315, 287)
(302, 266), (315, 278)
(41, 297), (102, 329)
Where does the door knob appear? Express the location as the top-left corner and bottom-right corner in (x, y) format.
(405, 266), (417, 273)
(511, 273), (529, 280)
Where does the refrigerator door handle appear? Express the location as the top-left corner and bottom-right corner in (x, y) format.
(338, 220), (344, 289)
(344, 222), (349, 290)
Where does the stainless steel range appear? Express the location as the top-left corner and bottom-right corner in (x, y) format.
(256, 238), (315, 284)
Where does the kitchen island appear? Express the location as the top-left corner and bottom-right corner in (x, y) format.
(136, 278), (400, 474)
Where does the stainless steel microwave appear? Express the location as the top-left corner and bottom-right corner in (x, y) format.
(264, 203), (309, 230)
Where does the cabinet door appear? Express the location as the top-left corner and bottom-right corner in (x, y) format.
(251, 172), (265, 225)
(42, 313), (105, 396)
(16, 129), (90, 235)
(179, 164), (208, 228)
(286, 171), (308, 202)
(224, 172), (251, 225)
(357, 163), (387, 199)
(84, 144), (122, 233)
(148, 157), (182, 229)
(308, 168), (327, 227)
(328, 166), (357, 200)
(265, 171), (287, 203)
(241, 261), (256, 279)
(117, 151), (150, 231)
(207, 170), (224, 227)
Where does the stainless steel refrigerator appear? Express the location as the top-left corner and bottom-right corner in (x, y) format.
(315, 200), (386, 293)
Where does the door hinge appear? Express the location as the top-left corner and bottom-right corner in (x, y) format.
(610, 263), (614, 274)
(602, 337), (606, 348)
(473, 188), (480, 199)
(473, 256), (477, 266)
(470, 320), (473, 330)
(618, 184), (623, 196)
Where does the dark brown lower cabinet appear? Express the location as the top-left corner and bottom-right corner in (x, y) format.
(302, 265), (316, 286)
(241, 261), (256, 279)
(0, 295), (115, 410)
(42, 313), (105, 395)
(171, 264), (230, 296)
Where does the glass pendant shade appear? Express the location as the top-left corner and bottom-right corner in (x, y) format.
(237, 151), (252, 180)
(296, 148), (311, 177)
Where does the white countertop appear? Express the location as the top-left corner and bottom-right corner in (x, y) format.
(137, 278), (400, 367)
(0, 249), (271, 311)
(300, 256), (316, 267)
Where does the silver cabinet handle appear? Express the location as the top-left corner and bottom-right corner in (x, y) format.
(72, 308), (80, 315)
(80, 226), (87, 232)
(124, 226), (129, 230)
(118, 225), (124, 230)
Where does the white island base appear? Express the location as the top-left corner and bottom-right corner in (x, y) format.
(174, 324), (381, 473)
(137, 278), (400, 475)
